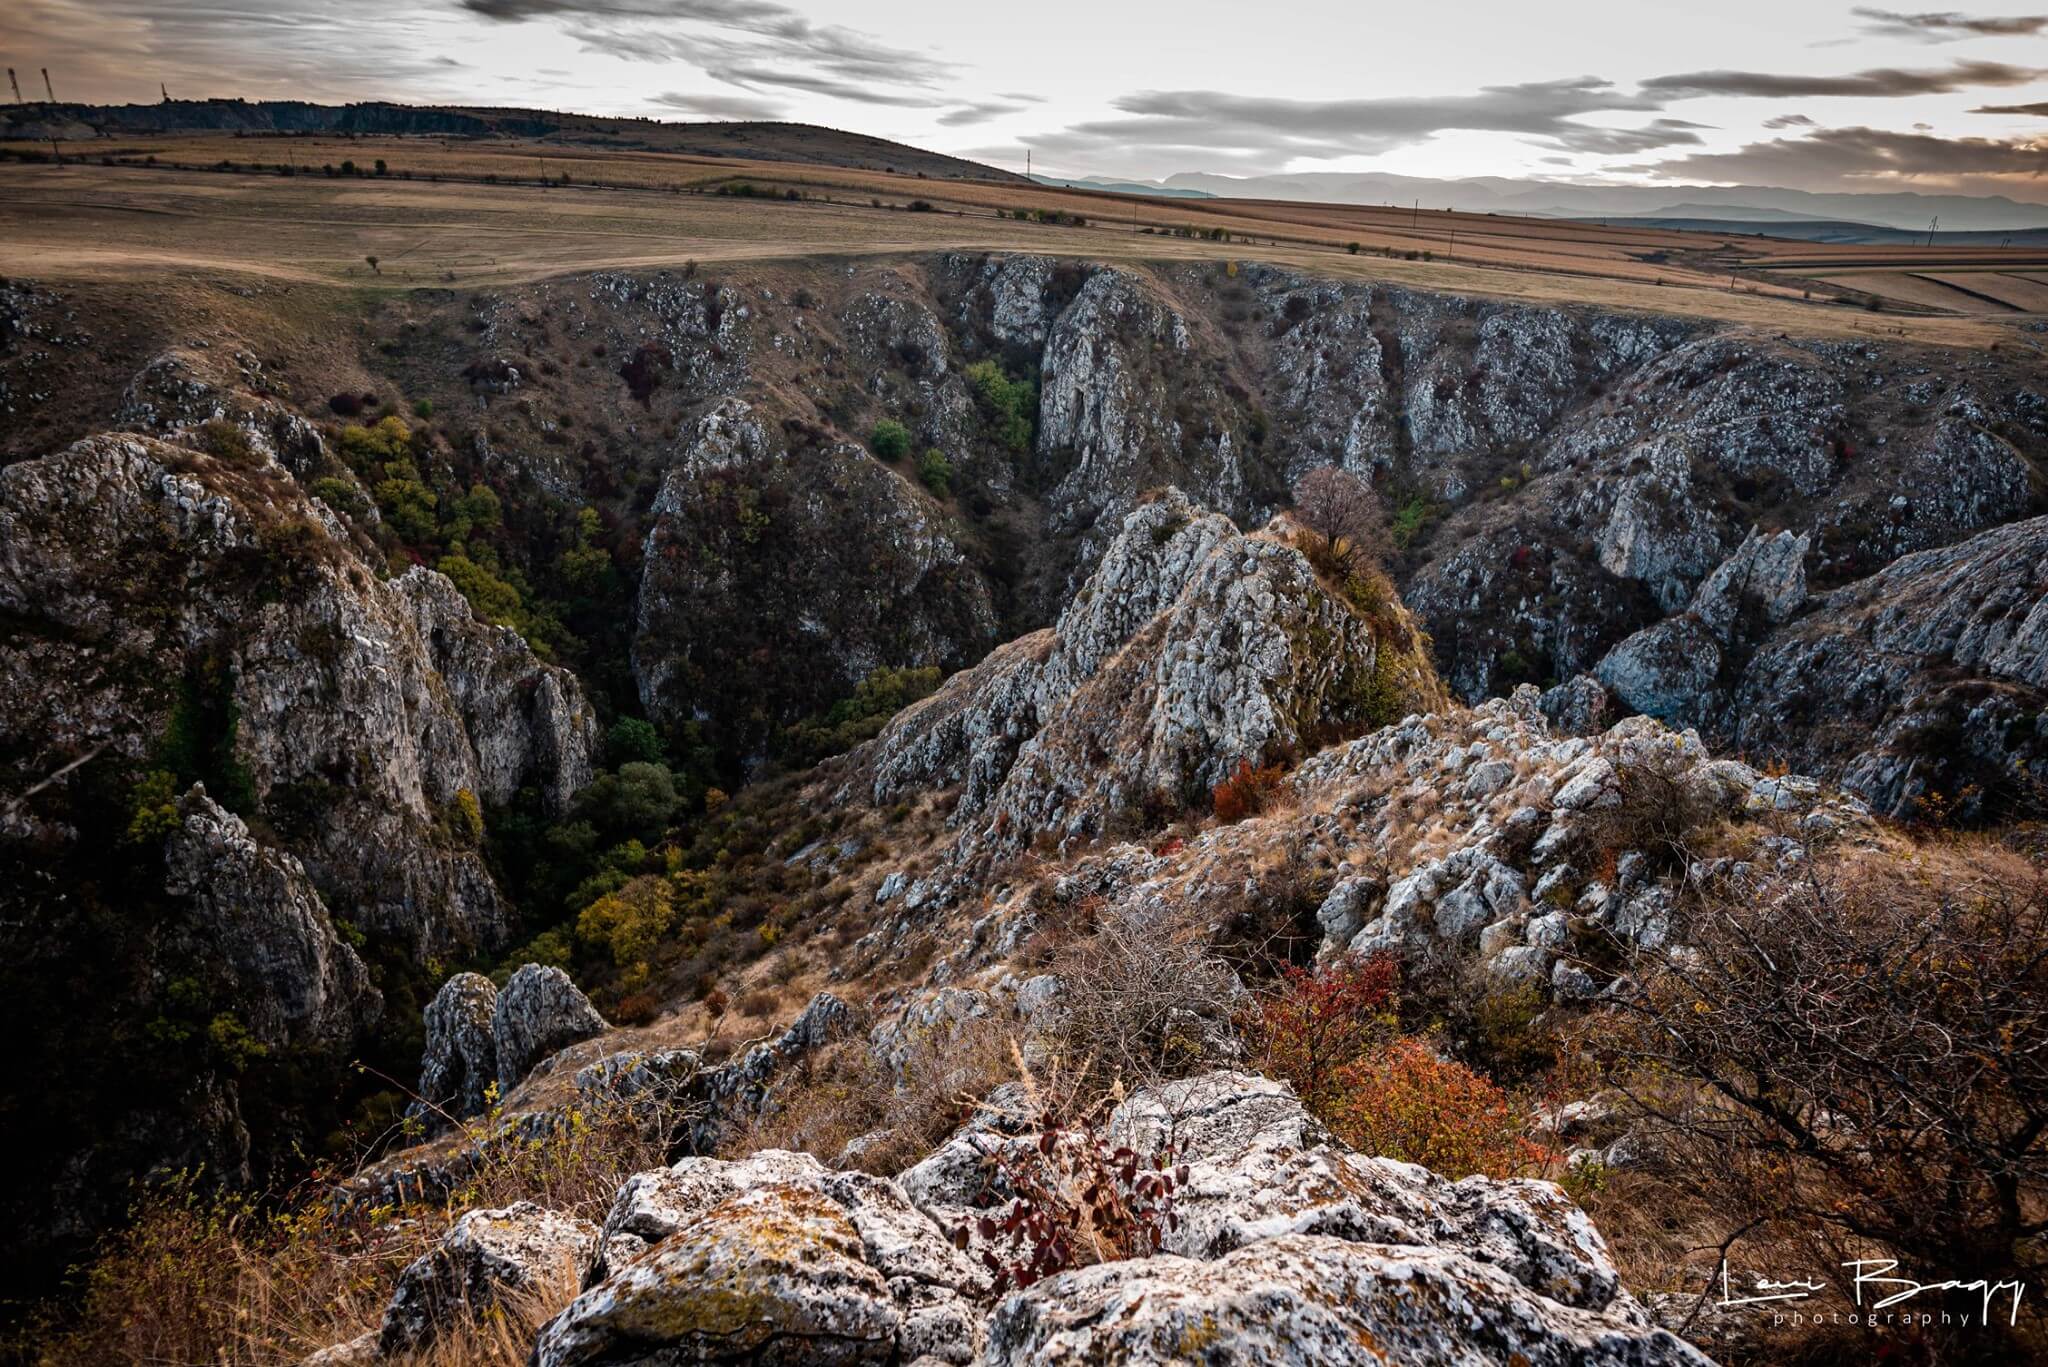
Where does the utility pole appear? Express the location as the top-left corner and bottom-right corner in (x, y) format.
(1924, 215), (1939, 248)
(41, 68), (54, 102)
(1411, 198), (1419, 233)
(161, 82), (170, 103)
(7, 69), (20, 104)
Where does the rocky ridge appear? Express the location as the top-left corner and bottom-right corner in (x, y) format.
(324, 1071), (1709, 1366)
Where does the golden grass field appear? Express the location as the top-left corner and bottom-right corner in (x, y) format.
(4, 132), (2045, 348)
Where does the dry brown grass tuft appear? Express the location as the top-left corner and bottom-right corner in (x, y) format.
(735, 1012), (1017, 1176)
(33, 1102), (666, 1366)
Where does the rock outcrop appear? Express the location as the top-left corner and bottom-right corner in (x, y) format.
(412, 965), (609, 1126)
(351, 1072), (1703, 1365)
(0, 431), (596, 1275)
(851, 489), (1422, 885)
(494, 964), (610, 1095)
(1733, 512), (2048, 818)
(0, 433), (598, 959)
(379, 1202), (596, 1357)
(163, 787), (379, 1052)
(925, 685), (1870, 1001)
(983, 1235), (1709, 1367)
(632, 398), (998, 754)
(414, 973), (502, 1126)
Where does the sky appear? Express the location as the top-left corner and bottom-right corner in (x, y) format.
(3, 0), (2046, 200)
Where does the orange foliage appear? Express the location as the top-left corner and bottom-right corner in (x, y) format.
(1327, 1037), (1554, 1179)
(1212, 760), (1286, 823)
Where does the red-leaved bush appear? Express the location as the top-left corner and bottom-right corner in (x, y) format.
(1212, 760), (1286, 823)
(1245, 953), (1399, 1116)
(954, 1116), (1185, 1292)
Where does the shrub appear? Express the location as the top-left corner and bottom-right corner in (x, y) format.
(1245, 953), (1399, 1116)
(570, 762), (682, 845)
(915, 447), (953, 496)
(954, 1105), (1184, 1292)
(577, 874), (679, 968)
(412, 397), (433, 418)
(776, 665), (942, 767)
(307, 476), (368, 521)
(1328, 1038), (1551, 1178)
(1212, 759), (1286, 824)
(1049, 900), (1241, 1085)
(435, 551), (525, 632)
(125, 769), (182, 845)
(439, 788), (484, 847)
(197, 419), (255, 463)
(869, 419), (910, 461)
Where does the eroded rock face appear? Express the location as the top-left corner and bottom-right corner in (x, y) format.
(164, 788), (379, 1052)
(0, 433), (597, 960)
(493, 964), (608, 1094)
(414, 972), (501, 1126)
(1734, 513), (2048, 818)
(850, 491), (1397, 881)
(632, 398), (998, 754)
(982, 1235), (1710, 1367)
(394, 567), (599, 815)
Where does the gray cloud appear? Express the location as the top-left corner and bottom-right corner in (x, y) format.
(0, 0), (459, 104)
(1011, 78), (1677, 174)
(938, 100), (1028, 127)
(1852, 7), (2048, 40)
(1549, 117), (1710, 155)
(707, 63), (940, 105)
(653, 88), (787, 118)
(460, 0), (953, 94)
(1644, 58), (2048, 98)
(1641, 124), (2048, 195)
(1975, 100), (2048, 113)
(1764, 112), (1819, 128)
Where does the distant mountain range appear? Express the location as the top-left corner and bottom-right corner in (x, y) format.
(0, 99), (1028, 184)
(1059, 169), (2048, 235)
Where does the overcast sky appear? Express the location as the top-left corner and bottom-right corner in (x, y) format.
(4, 0), (2046, 198)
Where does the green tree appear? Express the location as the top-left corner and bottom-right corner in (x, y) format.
(572, 762), (681, 844)
(964, 361), (1036, 454)
(606, 717), (666, 767)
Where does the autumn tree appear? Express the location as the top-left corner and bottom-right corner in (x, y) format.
(1291, 466), (1390, 577)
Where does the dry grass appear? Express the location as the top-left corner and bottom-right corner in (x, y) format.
(32, 1102), (667, 1366)
(734, 1012), (1017, 1174)
(1, 152), (2038, 347)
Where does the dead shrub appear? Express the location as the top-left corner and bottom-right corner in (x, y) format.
(1046, 899), (1242, 1090)
(1581, 739), (1722, 875)
(1609, 836), (2048, 1359)
(737, 1014), (1016, 1176)
(1290, 465), (1391, 577)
